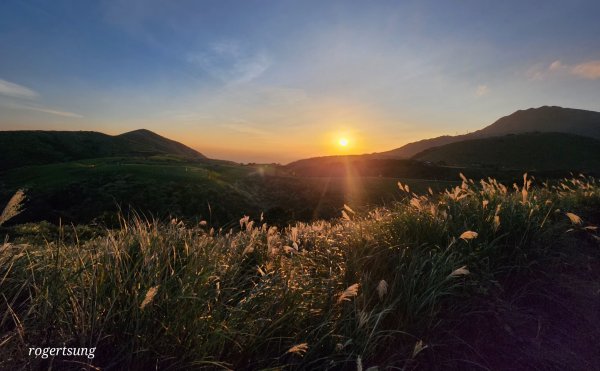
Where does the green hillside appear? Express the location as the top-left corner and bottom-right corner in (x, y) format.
(0, 157), (254, 226)
(0, 129), (206, 170)
(0, 156), (462, 227)
(413, 132), (600, 172)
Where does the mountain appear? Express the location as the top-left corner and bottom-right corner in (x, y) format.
(413, 132), (600, 172)
(117, 129), (204, 159)
(0, 129), (206, 170)
(373, 106), (600, 159)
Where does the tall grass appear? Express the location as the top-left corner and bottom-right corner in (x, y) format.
(1, 175), (598, 369)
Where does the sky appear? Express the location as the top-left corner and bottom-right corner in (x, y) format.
(1, 0), (600, 163)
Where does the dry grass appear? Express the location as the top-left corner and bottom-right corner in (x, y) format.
(0, 175), (598, 369)
(0, 189), (25, 226)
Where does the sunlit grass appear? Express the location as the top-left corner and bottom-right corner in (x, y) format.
(1, 174), (598, 369)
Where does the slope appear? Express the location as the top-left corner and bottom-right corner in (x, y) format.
(412, 132), (600, 172)
(0, 129), (206, 170)
(374, 106), (600, 159)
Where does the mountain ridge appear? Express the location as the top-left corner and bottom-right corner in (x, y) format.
(412, 132), (600, 172)
(0, 129), (206, 171)
(371, 106), (600, 159)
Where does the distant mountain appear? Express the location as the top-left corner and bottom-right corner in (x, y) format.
(413, 132), (600, 172)
(0, 129), (206, 170)
(373, 106), (600, 159)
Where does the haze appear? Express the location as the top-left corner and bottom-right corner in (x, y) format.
(1, 0), (600, 163)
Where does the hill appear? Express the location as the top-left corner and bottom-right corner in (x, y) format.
(284, 153), (576, 182)
(413, 132), (600, 172)
(373, 106), (600, 159)
(117, 129), (205, 159)
(0, 129), (206, 171)
(286, 156), (468, 179)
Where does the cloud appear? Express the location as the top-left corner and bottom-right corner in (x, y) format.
(527, 59), (600, 80)
(222, 120), (272, 137)
(475, 84), (489, 97)
(571, 61), (600, 80)
(187, 41), (271, 85)
(24, 106), (84, 118)
(548, 60), (564, 71)
(0, 78), (82, 118)
(1, 100), (83, 118)
(0, 79), (38, 99)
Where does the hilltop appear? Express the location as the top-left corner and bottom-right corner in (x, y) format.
(372, 106), (600, 159)
(0, 129), (206, 171)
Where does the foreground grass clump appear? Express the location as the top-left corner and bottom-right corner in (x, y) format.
(1, 175), (599, 369)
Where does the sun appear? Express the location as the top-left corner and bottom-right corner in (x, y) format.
(338, 138), (349, 147)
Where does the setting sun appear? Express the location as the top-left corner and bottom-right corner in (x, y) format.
(338, 138), (349, 147)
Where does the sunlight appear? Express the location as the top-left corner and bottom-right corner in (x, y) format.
(338, 137), (349, 147)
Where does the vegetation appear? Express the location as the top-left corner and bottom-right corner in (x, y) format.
(0, 157), (258, 227)
(1, 108), (599, 368)
(1, 174), (598, 369)
(0, 129), (205, 171)
(3, 105), (599, 227)
(0, 156), (467, 227)
(412, 132), (600, 172)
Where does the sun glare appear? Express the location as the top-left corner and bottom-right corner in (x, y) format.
(338, 138), (349, 147)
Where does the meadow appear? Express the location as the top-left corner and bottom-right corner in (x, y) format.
(1, 173), (598, 369)
(0, 156), (467, 229)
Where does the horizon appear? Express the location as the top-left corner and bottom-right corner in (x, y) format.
(1, 1), (600, 162)
(1, 104), (597, 165)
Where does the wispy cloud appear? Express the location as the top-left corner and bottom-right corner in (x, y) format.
(527, 59), (600, 80)
(187, 41), (271, 85)
(526, 62), (559, 80)
(475, 84), (489, 97)
(222, 119), (272, 137)
(0, 79), (38, 99)
(24, 105), (84, 118)
(2, 100), (83, 118)
(571, 60), (600, 80)
(0, 78), (82, 118)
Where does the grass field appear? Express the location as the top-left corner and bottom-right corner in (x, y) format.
(0, 156), (467, 229)
(1, 174), (598, 369)
(0, 157), (263, 227)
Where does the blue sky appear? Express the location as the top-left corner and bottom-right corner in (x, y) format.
(1, 0), (600, 162)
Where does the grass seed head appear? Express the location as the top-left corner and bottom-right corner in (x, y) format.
(449, 266), (470, 278)
(376, 279), (388, 300)
(459, 231), (478, 240)
(412, 340), (428, 358)
(286, 343), (308, 356)
(337, 283), (360, 304)
(140, 285), (160, 310)
(565, 212), (582, 225)
(0, 189), (26, 226)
